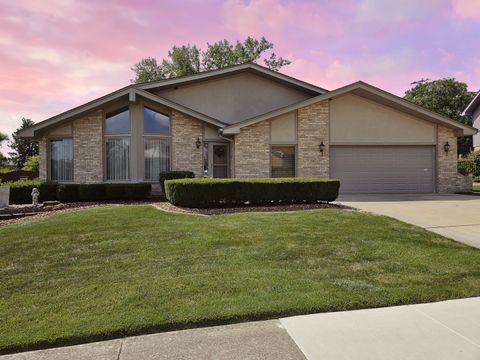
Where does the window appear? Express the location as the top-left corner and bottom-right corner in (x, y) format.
(50, 138), (73, 181)
(271, 146), (295, 177)
(105, 107), (130, 135)
(143, 107), (171, 180)
(105, 108), (130, 180)
(144, 139), (170, 180)
(144, 107), (170, 134)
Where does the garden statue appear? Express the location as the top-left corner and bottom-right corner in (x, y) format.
(31, 187), (40, 206)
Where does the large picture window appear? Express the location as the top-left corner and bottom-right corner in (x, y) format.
(50, 138), (73, 181)
(105, 108), (130, 181)
(271, 146), (295, 178)
(143, 107), (171, 180)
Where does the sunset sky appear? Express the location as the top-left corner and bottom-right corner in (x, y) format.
(1, 0), (479, 155)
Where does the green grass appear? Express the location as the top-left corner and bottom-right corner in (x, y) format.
(1, 206), (480, 353)
(473, 183), (480, 192)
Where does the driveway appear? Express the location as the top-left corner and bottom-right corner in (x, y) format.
(337, 193), (480, 248)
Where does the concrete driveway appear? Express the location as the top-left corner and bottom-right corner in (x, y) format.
(337, 193), (480, 249)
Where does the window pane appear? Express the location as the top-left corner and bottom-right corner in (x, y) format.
(144, 107), (170, 134)
(105, 108), (130, 134)
(144, 138), (170, 180)
(271, 146), (295, 178)
(106, 138), (130, 180)
(50, 139), (73, 181)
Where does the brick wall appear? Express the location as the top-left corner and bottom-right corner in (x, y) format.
(234, 121), (270, 177)
(437, 125), (472, 193)
(297, 101), (329, 178)
(38, 137), (47, 180)
(171, 111), (203, 177)
(73, 110), (104, 183)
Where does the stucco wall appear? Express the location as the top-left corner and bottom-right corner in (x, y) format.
(330, 94), (435, 144)
(157, 72), (312, 124)
(234, 121), (270, 177)
(171, 110), (203, 177)
(437, 125), (472, 193)
(473, 107), (480, 149)
(297, 101), (329, 178)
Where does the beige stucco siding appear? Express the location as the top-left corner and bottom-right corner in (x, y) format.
(156, 72), (311, 124)
(270, 112), (296, 143)
(473, 107), (480, 149)
(330, 94), (435, 144)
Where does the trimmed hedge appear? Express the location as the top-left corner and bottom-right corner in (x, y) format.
(159, 171), (195, 193)
(165, 178), (340, 208)
(1, 180), (58, 205)
(57, 183), (152, 202)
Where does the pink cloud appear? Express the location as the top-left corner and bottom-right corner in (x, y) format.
(452, 0), (480, 19)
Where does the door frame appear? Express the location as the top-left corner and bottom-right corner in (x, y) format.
(204, 142), (230, 178)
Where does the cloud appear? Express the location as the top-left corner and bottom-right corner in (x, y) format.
(356, 0), (447, 23)
(451, 0), (480, 19)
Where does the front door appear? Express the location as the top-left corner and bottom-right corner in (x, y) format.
(203, 143), (229, 178)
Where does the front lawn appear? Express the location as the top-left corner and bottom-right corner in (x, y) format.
(1, 206), (480, 353)
(473, 183), (480, 192)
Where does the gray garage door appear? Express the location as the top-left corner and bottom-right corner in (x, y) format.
(330, 146), (435, 194)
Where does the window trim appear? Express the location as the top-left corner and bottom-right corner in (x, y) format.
(270, 144), (297, 178)
(48, 137), (74, 183)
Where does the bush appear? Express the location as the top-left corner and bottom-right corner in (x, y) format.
(1, 180), (58, 204)
(78, 184), (106, 201)
(124, 183), (152, 200)
(165, 178), (340, 208)
(57, 185), (80, 202)
(159, 171), (195, 193)
(104, 184), (126, 200)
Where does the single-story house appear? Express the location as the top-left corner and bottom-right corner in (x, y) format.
(462, 91), (480, 150)
(20, 63), (477, 194)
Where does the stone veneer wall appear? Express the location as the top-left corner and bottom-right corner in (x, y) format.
(437, 125), (472, 193)
(171, 111), (203, 177)
(38, 137), (47, 180)
(297, 101), (330, 178)
(234, 121), (270, 177)
(73, 110), (104, 183)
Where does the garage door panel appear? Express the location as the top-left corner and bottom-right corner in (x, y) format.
(330, 146), (435, 194)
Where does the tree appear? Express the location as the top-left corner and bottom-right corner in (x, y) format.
(8, 118), (38, 169)
(22, 155), (40, 172)
(404, 78), (476, 155)
(0, 132), (8, 168)
(131, 36), (290, 83)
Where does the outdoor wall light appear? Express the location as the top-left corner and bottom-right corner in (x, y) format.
(319, 141), (325, 155)
(195, 137), (202, 149)
(444, 141), (450, 155)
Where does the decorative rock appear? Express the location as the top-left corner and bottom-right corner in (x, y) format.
(0, 186), (9, 208)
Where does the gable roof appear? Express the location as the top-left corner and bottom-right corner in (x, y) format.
(137, 62), (328, 95)
(462, 91), (480, 116)
(19, 87), (226, 138)
(222, 81), (478, 137)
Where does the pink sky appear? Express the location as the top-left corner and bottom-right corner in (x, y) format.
(1, 0), (480, 156)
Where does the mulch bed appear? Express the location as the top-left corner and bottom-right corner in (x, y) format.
(154, 201), (353, 216)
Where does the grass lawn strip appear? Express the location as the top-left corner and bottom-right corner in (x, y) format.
(1, 205), (479, 353)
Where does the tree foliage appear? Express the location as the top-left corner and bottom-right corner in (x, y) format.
(404, 78), (476, 155)
(22, 155), (40, 172)
(131, 37), (290, 83)
(0, 132), (8, 168)
(8, 118), (39, 169)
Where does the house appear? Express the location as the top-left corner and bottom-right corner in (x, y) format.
(462, 91), (480, 150)
(19, 63), (477, 194)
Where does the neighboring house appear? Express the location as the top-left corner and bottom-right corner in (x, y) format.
(462, 91), (480, 150)
(20, 63), (477, 194)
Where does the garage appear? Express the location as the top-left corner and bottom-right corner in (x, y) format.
(330, 146), (435, 194)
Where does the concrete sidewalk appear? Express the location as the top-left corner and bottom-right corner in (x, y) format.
(281, 297), (480, 360)
(337, 193), (480, 248)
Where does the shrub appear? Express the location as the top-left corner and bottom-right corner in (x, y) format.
(124, 183), (152, 200)
(159, 171), (195, 193)
(78, 184), (106, 201)
(104, 184), (126, 200)
(57, 185), (80, 202)
(165, 178), (340, 208)
(1, 180), (58, 204)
